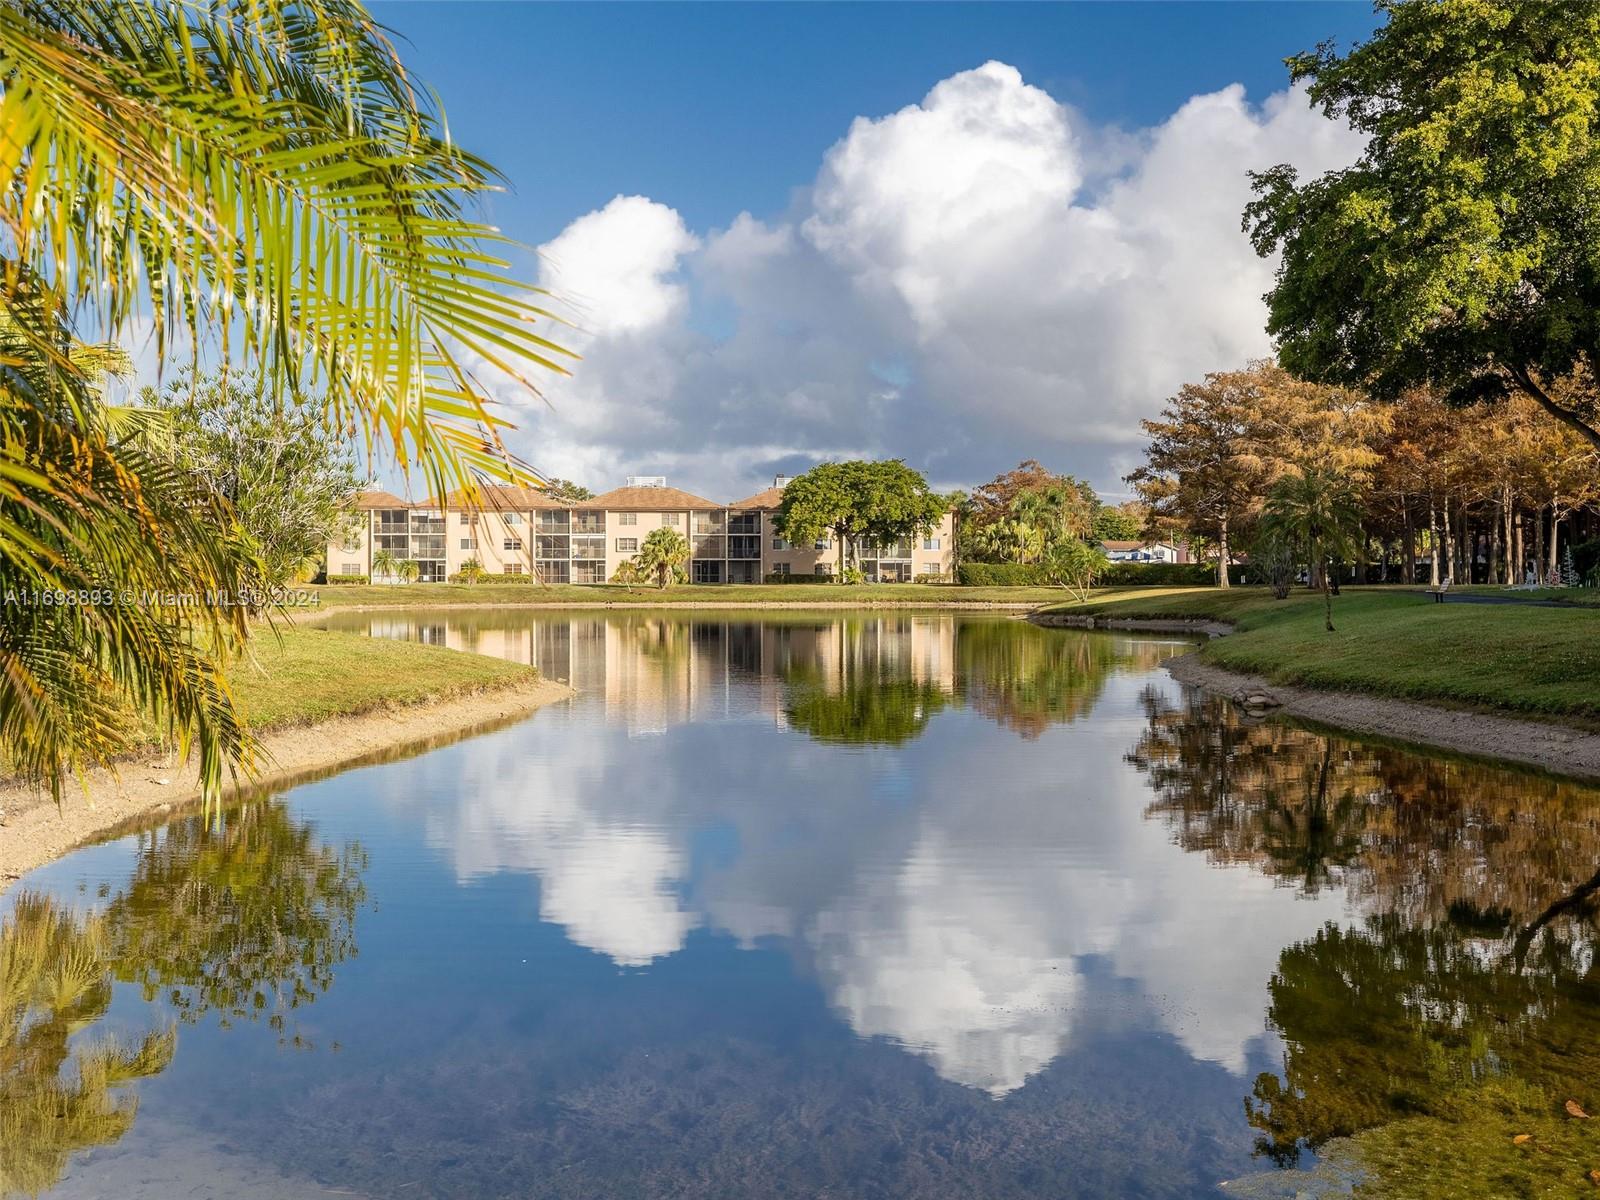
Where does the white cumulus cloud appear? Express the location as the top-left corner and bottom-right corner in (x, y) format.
(500, 62), (1363, 500)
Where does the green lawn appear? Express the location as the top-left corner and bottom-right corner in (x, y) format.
(229, 626), (536, 730)
(1042, 586), (1600, 721)
(308, 582), (1068, 608)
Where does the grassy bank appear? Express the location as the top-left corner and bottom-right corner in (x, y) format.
(1042, 586), (1600, 721)
(231, 625), (536, 729)
(308, 582), (1067, 608)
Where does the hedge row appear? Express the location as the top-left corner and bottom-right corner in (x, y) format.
(323, 574), (369, 585)
(762, 573), (837, 584)
(955, 561), (1227, 587)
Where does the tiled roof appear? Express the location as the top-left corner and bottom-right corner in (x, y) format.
(441, 484), (568, 510)
(586, 485), (725, 510)
(352, 490), (409, 510)
(730, 485), (785, 510)
(1100, 539), (1171, 551)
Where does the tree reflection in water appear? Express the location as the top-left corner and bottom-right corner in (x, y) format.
(0, 799), (366, 1194)
(1129, 687), (1600, 1197)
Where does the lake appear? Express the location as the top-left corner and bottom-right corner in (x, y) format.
(7, 611), (1600, 1199)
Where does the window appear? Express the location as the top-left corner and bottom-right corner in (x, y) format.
(618, 512), (637, 526)
(537, 510), (570, 533)
(923, 537), (940, 551)
(692, 560), (723, 584)
(815, 537), (831, 551)
(342, 563), (361, 575)
(504, 538), (523, 551)
(503, 563), (524, 575)
(771, 536), (790, 551)
(814, 563), (833, 577)
(573, 561), (606, 584)
(662, 513), (681, 526)
(773, 563), (791, 576)
(616, 537), (638, 554)
(458, 512), (474, 526)
(460, 537), (477, 550)
(505, 513), (522, 526)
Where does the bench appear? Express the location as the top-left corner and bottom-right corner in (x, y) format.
(1426, 584), (1452, 603)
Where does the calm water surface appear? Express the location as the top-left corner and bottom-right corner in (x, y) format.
(7, 612), (1600, 1199)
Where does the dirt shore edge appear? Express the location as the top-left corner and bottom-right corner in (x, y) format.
(0, 676), (573, 892)
(1031, 610), (1600, 781)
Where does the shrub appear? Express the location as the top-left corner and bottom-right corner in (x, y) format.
(956, 563), (1050, 586)
(1099, 561), (1220, 586)
(323, 573), (368, 585)
(1572, 539), (1600, 585)
(913, 572), (950, 584)
(763, 573), (836, 583)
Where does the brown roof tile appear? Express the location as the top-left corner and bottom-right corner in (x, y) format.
(352, 490), (409, 510)
(587, 485), (725, 510)
(441, 483), (567, 510)
(730, 485), (785, 510)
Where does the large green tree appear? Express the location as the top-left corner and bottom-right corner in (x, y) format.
(774, 461), (946, 578)
(635, 527), (691, 590)
(143, 372), (362, 587)
(1246, 0), (1600, 451)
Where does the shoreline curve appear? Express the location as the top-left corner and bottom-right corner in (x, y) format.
(0, 676), (573, 894)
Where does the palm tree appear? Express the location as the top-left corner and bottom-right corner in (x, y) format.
(0, 0), (575, 799)
(370, 548), (399, 584)
(635, 528), (691, 590)
(395, 559), (421, 585)
(1264, 467), (1363, 631)
(1014, 483), (1096, 546)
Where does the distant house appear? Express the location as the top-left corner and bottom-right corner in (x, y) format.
(1099, 539), (1188, 564)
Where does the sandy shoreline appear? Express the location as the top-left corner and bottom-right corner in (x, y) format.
(1031, 611), (1600, 781)
(0, 676), (572, 893)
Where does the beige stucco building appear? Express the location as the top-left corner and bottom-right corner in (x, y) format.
(327, 476), (958, 584)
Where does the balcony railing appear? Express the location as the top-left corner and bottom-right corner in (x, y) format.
(729, 536), (761, 560)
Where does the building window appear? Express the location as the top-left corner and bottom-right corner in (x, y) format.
(773, 563), (791, 576)
(505, 513), (522, 526)
(815, 537), (830, 551)
(771, 536), (790, 551)
(814, 563), (833, 577)
(503, 563), (524, 575)
(616, 537), (638, 554)
(458, 512), (474, 526)
(572, 561), (605, 584)
(504, 538), (523, 551)
(662, 513), (681, 526)
(341, 563), (361, 575)
(923, 537), (940, 551)
(618, 512), (637, 526)
(460, 538), (477, 550)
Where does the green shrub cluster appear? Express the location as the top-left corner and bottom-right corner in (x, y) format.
(323, 573), (369, 584)
(956, 563), (1050, 586)
(1099, 561), (1217, 586)
(762, 573), (836, 584)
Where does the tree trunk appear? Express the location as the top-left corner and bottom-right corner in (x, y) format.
(1354, 524), (1368, 584)
(1534, 508), (1546, 585)
(1403, 501), (1416, 585)
(1428, 499), (1440, 586)
(1323, 573), (1334, 632)
(1442, 496), (1454, 583)
(1514, 508), (1525, 585)
(1490, 513), (1503, 587)
(1551, 512), (1562, 581)
(1217, 515), (1231, 589)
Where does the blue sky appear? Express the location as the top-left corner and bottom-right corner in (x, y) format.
(367, 3), (1380, 499)
(380, 2), (1379, 253)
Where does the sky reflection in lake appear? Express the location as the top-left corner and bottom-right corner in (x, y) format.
(10, 612), (1600, 1199)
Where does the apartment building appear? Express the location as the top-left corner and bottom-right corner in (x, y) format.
(327, 475), (958, 584)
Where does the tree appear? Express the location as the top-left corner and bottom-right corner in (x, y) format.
(1127, 367), (1281, 587)
(395, 559), (421, 585)
(1263, 467), (1363, 631)
(371, 548), (399, 584)
(775, 461), (945, 577)
(635, 528), (690, 590)
(1093, 501), (1146, 542)
(610, 559), (645, 586)
(0, 0), (576, 801)
(454, 558), (487, 585)
(1041, 537), (1108, 603)
(545, 479), (594, 502)
(142, 372), (361, 587)
(1245, 0), (1600, 452)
